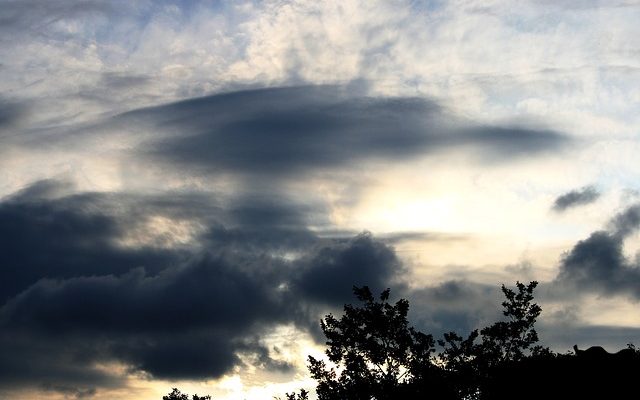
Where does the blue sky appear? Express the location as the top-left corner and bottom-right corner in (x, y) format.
(1, 1), (640, 399)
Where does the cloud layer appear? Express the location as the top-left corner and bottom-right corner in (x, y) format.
(2, 1), (640, 398)
(119, 85), (570, 178)
(0, 180), (405, 393)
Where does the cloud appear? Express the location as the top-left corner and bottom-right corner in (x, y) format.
(0, 180), (404, 389)
(609, 203), (640, 238)
(3, 179), (638, 394)
(0, 2), (637, 397)
(0, 180), (185, 304)
(293, 232), (405, 307)
(407, 280), (502, 337)
(0, 238), (399, 381)
(109, 85), (571, 178)
(41, 383), (97, 400)
(0, 98), (25, 133)
(99, 72), (151, 90)
(555, 204), (640, 298)
(0, 0), (115, 40)
(552, 186), (600, 212)
(539, 323), (640, 352)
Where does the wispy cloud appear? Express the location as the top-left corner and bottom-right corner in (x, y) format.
(552, 186), (600, 212)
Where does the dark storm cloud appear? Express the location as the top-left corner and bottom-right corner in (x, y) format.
(552, 186), (600, 212)
(0, 180), (403, 389)
(0, 181), (184, 304)
(0, 236), (401, 381)
(293, 232), (405, 307)
(555, 204), (640, 298)
(114, 85), (569, 176)
(405, 278), (640, 354)
(0, 329), (124, 392)
(0, 258), (287, 381)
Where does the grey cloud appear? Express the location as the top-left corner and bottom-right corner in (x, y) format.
(539, 323), (640, 353)
(0, 180), (403, 388)
(609, 204), (640, 238)
(5, 178), (74, 200)
(555, 203), (640, 298)
(201, 192), (332, 252)
(113, 85), (570, 177)
(552, 186), (600, 212)
(293, 232), (406, 307)
(204, 225), (319, 253)
(41, 384), (97, 400)
(0, 258), (288, 380)
(408, 280), (502, 337)
(0, 99), (26, 134)
(373, 231), (470, 246)
(0, 330), (124, 393)
(100, 72), (151, 89)
(0, 183), (186, 304)
(556, 231), (628, 288)
(0, 235), (401, 382)
(238, 339), (296, 374)
(6, 179), (636, 392)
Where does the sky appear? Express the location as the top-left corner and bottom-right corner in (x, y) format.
(1, 0), (640, 399)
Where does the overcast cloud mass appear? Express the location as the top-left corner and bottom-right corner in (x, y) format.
(1, 1), (640, 399)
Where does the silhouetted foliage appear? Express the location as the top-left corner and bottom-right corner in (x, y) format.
(304, 281), (555, 400)
(307, 286), (454, 400)
(163, 388), (211, 400)
(275, 388), (309, 400)
(161, 279), (640, 400)
(157, 280), (639, 400)
(438, 281), (548, 398)
(300, 280), (640, 400)
(484, 343), (640, 400)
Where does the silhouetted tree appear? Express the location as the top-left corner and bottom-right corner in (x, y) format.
(478, 281), (545, 363)
(307, 286), (455, 400)
(304, 281), (549, 400)
(163, 388), (211, 400)
(438, 281), (549, 399)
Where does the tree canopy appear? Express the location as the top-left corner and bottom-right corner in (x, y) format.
(163, 388), (211, 400)
(307, 286), (445, 400)
(166, 280), (640, 400)
(306, 281), (550, 400)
